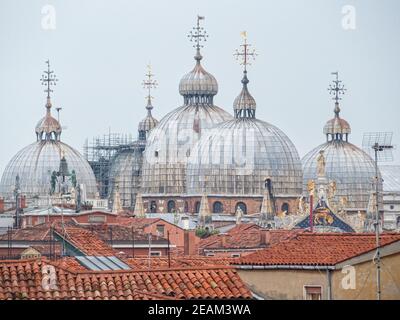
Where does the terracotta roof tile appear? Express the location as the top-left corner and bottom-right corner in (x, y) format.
(0, 258), (252, 300)
(199, 223), (304, 250)
(235, 232), (400, 266)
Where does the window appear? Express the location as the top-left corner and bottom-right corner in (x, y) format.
(281, 203), (289, 213)
(235, 202), (247, 215)
(156, 224), (165, 237)
(150, 201), (157, 213)
(150, 251), (161, 257)
(88, 215), (106, 223)
(390, 205), (395, 210)
(213, 201), (223, 213)
(37, 216), (46, 225)
(231, 253), (241, 258)
(194, 201), (200, 214)
(167, 200), (176, 213)
(304, 286), (322, 300)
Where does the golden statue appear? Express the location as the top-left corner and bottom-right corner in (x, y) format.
(307, 180), (315, 195)
(316, 150), (326, 177)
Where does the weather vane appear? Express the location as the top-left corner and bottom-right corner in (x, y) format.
(234, 31), (257, 71)
(328, 71), (346, 104)
(142, 64), (158, 104)
(40, 60), (58, 99)
(188, 15), (208, 50)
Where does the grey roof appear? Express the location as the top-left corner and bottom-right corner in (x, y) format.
(380, 165), (400, 192)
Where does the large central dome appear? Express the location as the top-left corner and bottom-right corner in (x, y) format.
(187, 67), (302, 197)
(141, 20), (232, 195)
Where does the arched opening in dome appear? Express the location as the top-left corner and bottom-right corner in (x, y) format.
(213, 201), (223, 213)
(167, 200), (176, 213)
(397, 216), (400, 229)
(281, 202), (289, 213)
(235, 202), (247, 215)
(194, 201), (200, 214)
(184, 201), (189, 213)
(149, 201), (157, 213)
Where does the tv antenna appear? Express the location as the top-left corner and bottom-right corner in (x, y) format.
(362, 131), (394, 301)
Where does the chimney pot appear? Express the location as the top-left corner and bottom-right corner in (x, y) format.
(260, 229), (271, 246)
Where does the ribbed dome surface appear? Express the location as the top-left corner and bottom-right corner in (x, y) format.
(141, 104), (232, 194)
(187, 118), (303, 196)
(302, 141), (381, 210)
(179, 61), (218, 97)
(0, 141), (97, 199)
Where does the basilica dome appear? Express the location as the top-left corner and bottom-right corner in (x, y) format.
(302, 75), (381, 211)
(0, 63), (97, 201)
(141, 23), (232, 195)
(186, 69), (303, 197)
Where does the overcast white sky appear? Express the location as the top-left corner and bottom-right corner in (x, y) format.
(0, 0), (399, 175)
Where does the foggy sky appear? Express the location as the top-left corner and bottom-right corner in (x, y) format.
(0, 0), (399, 176)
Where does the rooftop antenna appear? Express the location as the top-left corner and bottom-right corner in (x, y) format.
(362, 131), (394, 301)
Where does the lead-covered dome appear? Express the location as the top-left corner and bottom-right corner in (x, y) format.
(0, 140), (98, 199)
(302, 74), (381, 211)
(141, 20), (232, 195)
(0, 61), (98, 201)
(187, 66), (302, 197)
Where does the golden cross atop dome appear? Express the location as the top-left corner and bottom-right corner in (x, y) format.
(234, 31), (257, 71)
(40, 60), (58, 99)
(142, 64), (158, 104)
(328, 71), (346, 104)
(188, 15), (208, 51)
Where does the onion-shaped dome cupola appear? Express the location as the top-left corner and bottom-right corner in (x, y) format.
(0, 61), (98, 201)
(141, 16), (232, 195)
(302, 72), (381, 211)
(186, 33), (303, 201)
(138, 65), (159, 141)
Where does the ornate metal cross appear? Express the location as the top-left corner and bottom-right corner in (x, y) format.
(188, 15), (208, 50)
(234, 31), (257, 71)
(328, 71), (346, 103)
(142, 64), (158, 103)
(40, 60), (58, 98)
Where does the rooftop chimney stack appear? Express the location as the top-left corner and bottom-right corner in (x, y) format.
(260, 228), (271, 246)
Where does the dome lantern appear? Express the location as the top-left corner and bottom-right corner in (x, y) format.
(323, 72), (351, 142)
(233, 31), (257, 119)
(36, 60), (62, 142)
(138, 64), (159, 140)
(178, 15), (218, 105)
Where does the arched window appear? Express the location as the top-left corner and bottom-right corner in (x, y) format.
(194, 201), (201, 214)
(213, 201), (223, 213)
(235, 202), (247, 215)
(150, 201), (157, 213)
(281, 202), (289, 213)
(184, 201), (189, 213)
(167, 200), (176, 213)
(396, 216), (400, 229)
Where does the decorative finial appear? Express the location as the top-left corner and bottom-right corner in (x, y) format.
(142, 64), (158, 113)
(188, 15), (208, 61)
(327, 71), (346, 117)
(234, 31), (257, 73)
(40, 60), (58, 108)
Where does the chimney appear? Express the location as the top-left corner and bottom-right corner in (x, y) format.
(0, 197), (4, 213)
(260, 229), (271, 246)
(20, 195), (27, 209)
(181, 216), (190, 230)
(184, 230), (197, 256)
(218, 233), (227, 248)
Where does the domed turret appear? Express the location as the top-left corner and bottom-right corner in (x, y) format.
(141, 16), (232, 196)
(302, 72), (381, 211)
(0, 61), (97, 202)
(186, 33), (303, 214)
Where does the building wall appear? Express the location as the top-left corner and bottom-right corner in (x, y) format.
(383, 192), (400, 230)
(143, 195), (298, 215)
(331, 252), (400, 300)
(237, 269), (328, 300)
(237, 252), (400, 300)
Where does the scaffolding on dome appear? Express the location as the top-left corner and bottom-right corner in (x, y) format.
(84, 132), (135, 199)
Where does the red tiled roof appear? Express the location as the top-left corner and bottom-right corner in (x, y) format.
(124, 256), (233, 270)
(54, 224), (115, 256)
(235, 233), (400, 267)
(0, 223), (51, 241)
(199, 223), (304, 250)
(0, 258), (252, 300)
